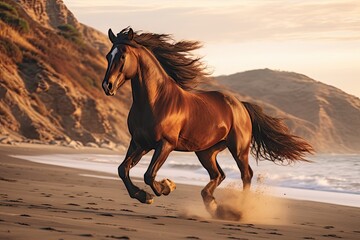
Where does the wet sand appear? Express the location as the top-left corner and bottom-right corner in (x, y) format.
(0, 144), (359, 240)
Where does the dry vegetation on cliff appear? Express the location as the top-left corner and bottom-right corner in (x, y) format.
(1, 0), (359, 153)
(0, 0), (130, 149)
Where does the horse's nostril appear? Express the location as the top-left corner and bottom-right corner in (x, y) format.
(108, 82), (113, 90)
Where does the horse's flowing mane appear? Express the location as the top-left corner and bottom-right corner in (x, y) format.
(117, 27), (209, 90)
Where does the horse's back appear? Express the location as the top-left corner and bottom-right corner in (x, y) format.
(194, 90), (250, 124)
(174, 90), (251, 152)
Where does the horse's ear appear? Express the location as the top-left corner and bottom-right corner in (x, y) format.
(108, 28), (116, 43)
(128, 28), (134, 41)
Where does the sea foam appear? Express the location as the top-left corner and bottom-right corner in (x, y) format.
(12, 152), (360, 207)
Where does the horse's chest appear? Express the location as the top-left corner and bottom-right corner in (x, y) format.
(129, 120), (156, 145)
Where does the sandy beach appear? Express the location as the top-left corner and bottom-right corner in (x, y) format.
(0, 144), (359, 240)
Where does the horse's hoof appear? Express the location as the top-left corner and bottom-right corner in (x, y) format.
(146, 198), (154, 204)
(134, 190), (154, 204)
(215, 204), (242, 221)
(161, 178), (176, 195)
(205, 199), (217, 214)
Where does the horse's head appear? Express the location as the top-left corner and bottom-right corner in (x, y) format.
(102, 28), (138, 96)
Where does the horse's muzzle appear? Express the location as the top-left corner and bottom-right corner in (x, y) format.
(102, 80), (115, 96)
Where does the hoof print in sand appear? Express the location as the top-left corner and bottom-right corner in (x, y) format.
(17, 222), (30, 226)
(40, 227), (65, 233)
(106, 235), (130, 239)
(185, 236), (200, 239)
(66, 203), (80, 206)
(120, 208), (134, 213)
(267, 232), (283, 235)
(79, 233), (93, 237)
(322, 234), (342, 238)
(98, 213), (114, 217)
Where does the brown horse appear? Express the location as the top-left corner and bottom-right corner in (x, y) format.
(102, 27), (313, 219)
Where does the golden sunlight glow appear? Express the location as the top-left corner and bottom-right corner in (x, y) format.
(63, 0), (360, 97)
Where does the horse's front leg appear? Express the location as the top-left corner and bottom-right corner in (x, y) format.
(144, 141), (176, 196)
(118, 140), (152, 204)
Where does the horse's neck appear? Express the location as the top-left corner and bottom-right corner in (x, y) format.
(131, 48), (180, 107)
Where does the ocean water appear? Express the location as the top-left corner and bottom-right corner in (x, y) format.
(13, 152), (360, 207)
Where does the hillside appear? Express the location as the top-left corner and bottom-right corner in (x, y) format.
(1, 1), (359, 153)
(0, 0), (131, 149)
(216, 69), (360, 153)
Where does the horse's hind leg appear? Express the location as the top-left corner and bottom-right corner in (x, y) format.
(228, 145), (253, 190)
(195, 142), (226, 216)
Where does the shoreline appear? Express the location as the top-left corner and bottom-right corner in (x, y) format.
(1, 144), (360, 239)
(7, 144), (359, 208)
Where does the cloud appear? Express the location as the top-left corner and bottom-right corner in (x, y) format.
(62, 0), (360, 97)
(65, 0), (360, 43)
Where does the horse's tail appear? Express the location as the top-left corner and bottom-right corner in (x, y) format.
(242, 102), (314, 164)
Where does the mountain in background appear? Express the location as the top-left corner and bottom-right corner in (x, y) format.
(1, 0), (359, 153)
(215, 69), (360, 153)
(0, 0), (131, 149)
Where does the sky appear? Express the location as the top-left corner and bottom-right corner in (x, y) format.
(63, 0), (360, 97)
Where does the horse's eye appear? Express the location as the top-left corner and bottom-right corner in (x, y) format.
(120, 55), (125, 60)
